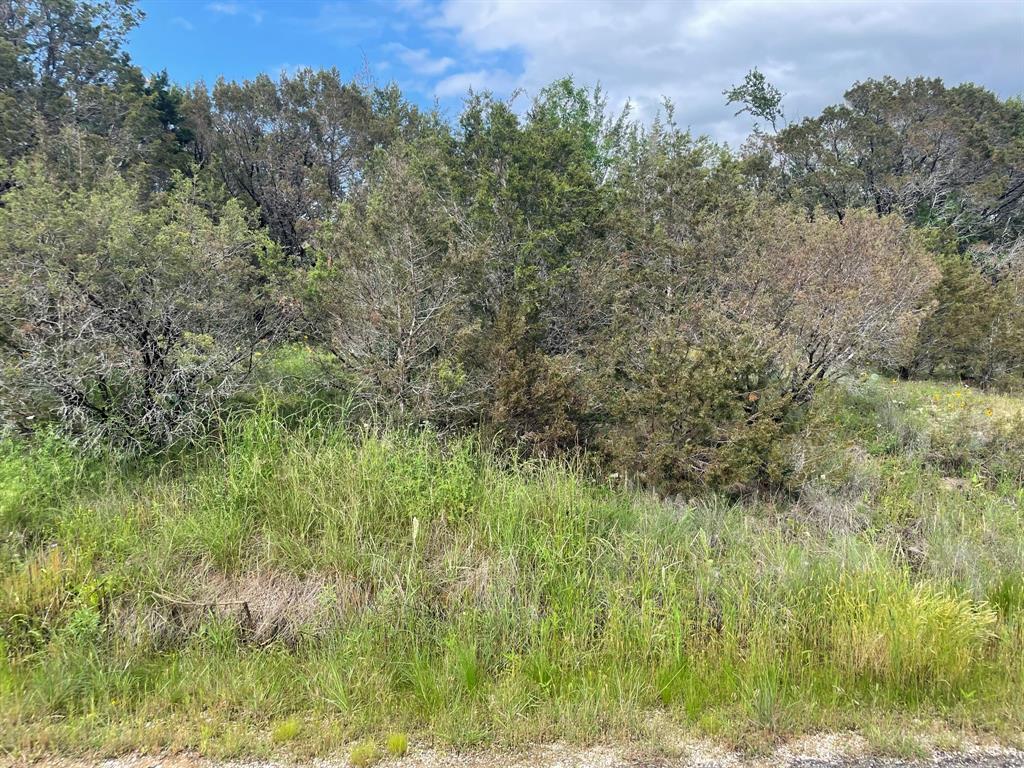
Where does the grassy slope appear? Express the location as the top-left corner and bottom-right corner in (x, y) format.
(0, 377), (1022, 758)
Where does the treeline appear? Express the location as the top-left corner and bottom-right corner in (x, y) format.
(1, 0), (1021, 492)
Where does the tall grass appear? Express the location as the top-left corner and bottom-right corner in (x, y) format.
(1, 384), (1022, 755)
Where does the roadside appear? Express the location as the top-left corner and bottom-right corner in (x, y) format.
(6, 737), (1024, 768)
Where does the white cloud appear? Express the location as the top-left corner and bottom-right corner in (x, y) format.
(207, 2), (264, 25)
(207, 2), (240, 14)
(386, 44), (456, 76)
(434, 68), (518, 98)
(429, 0), (1024, 143)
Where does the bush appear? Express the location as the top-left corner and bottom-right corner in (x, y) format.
(728, 207), (939, 399)
(593, 206), (937, 493)
(308, 144), (479, 427)
(598, 320), (792, 494)
(484, 318), (593, 457)
(0, 165), (291, 451)
(911, 240), (1024, 388)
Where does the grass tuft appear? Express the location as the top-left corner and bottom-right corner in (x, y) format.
(270, 717), (301, 743)
(349, 741), (379, 766)
(386, 732), (409, 756)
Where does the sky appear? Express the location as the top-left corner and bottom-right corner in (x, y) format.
(128, 0), (1024, 145)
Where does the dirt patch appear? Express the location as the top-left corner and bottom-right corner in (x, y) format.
(119, 566), (371, 647)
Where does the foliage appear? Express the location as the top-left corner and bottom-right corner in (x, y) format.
(307, 141), (480, 426)
(0, 164), (290, 450)
(909, 230), (1024, 387)
(738, 73), (1024, 390)
(2, 1), (1024, 757)
(187, 69), (429, 260)
(0, 1), (1019, 492)
(598, 320), (791, 493)
(724, 67), (785, 132)
(773, 77), (1024, 247)
(735, 207), (939, 392)
(0, 0), (191, 187)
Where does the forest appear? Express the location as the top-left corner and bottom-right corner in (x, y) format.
(1, 0), (1023, 762)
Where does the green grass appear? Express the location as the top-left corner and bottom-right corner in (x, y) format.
(348, 741), (379, 767)
(271, 717), (301, 743)
(0, 379), (1022, 757)
(386, 732), (409, 756)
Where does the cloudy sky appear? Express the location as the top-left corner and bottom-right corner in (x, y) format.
(129, 0), (1024, 145)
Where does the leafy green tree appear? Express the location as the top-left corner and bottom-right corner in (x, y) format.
(724, 67), (784, 132)
(2, 0), (140, 132)
(444, 81), (626, 452)
(910, 228), (1024, 385)
(0, 0), (37, 165)
(1, 0), (192, 188)
(774, 77), (1024, 243)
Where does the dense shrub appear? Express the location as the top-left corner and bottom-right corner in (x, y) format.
(308, 144), (480, 426)
(0, 165), (291, 450)
(730, 207), (939, 399)
(598, 321), (791, 493)
(910, 240), (1024, 388)
(593, 206), (937, 493)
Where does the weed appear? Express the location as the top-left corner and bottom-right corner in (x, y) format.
(0, 383), (1021, 753)
(386, 732), (409, 756)
(864, 722), (930, 759)
(271, 717), (301, 743)
(349, 741), (379, 766)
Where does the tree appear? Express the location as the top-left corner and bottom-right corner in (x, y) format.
(0, 0), (37, 164)
(0, 165), (291, 450)
(910, 228), (1024, 386)
(1, 0), (140, 132)
(596, 148), (937, 492)
(440, 85), (620, 453)
(727, 207), (939, 402)
(773, 77), (1024, 244)
(308, 142), (479, 424)
(724, 68), (784, 133)
(1, 0), (193, 189)
(187, 69), (426, 260)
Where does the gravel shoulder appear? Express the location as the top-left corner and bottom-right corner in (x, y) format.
(5, 738), (1023, 768)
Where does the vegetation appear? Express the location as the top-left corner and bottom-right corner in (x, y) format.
(0, 165), (290, 451)
(0, 377), (1022, 755)
(0, 0), (1022, 758)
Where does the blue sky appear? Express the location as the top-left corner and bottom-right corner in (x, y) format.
(128, 0), (521, 123)
(128, 0), (1024, 144)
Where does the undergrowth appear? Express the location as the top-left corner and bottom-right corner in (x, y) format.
(0, 378), (1022, 756)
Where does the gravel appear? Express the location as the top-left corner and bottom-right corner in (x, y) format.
(5, 741), (1022, 768)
